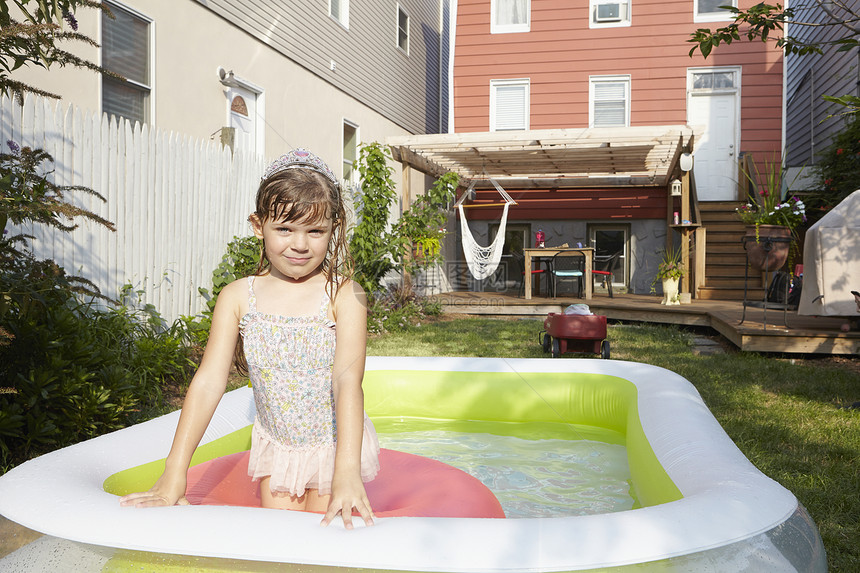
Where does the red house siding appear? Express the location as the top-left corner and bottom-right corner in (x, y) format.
(454, 0), (784, 164)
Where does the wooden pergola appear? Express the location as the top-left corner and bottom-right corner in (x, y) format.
(386, 125), (706, 297)
(387, 125), (697, 189)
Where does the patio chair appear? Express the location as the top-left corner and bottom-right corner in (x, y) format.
(591, 252), (620, 298)
(550, 252), (584, 298)
(512, 251), (549, 296)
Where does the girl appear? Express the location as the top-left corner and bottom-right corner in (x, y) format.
(120, 148), (380, 529)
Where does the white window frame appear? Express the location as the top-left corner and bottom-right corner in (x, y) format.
(342, 119), (359, 183)
(100, 0), (154, 126)
(491, 0), (530, 34)
(329, 0), (349, 28)
(687, 67), (740, 95)
(694, 0), (737, 23)
(490, 79), (530, 132)
(397, 4), (410, 54)
(589, 0), (631, 28)
(589, 75), (631, 128)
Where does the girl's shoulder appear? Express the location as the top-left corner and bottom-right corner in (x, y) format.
(207, 276), (252, 323)
(332, 277), (366, 303)
(216, 276), (254, 306)
(330, 278), (366, 319)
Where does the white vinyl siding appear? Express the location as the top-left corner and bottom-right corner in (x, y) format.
(590, 76), (630, 127)
(198, 0), (443, 135)
(102, 1), (151, 126)
(491, 0), (530, 34)
(490, 79), (530, 131)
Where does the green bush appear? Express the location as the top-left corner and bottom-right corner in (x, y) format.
(811, 117), (860, 218)
(185, 235), (261, 345)
(351, 143), (398, 295)
(0, 262), (196, 472)
(366, 285), (443, 334)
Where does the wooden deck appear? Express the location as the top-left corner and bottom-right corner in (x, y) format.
(430, 291), (860, 355)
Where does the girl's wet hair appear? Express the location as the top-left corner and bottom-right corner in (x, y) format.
(252, 167), (352, 288)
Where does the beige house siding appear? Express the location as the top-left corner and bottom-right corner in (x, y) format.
(10, 0), (442, 199)
(199, 0), (447, 135)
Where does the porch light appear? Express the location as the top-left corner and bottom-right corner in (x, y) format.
(670, 179), (682, 196)
(680, 153), (693, 172)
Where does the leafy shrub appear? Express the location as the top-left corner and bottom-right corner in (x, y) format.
(184, 235), (261, 345)
(351, 143), (398, 295)
(366, 284), (443, 334)
(812, 117), (860, 218)
(393, 171), (458, 277)
(0, 262), (196, 472)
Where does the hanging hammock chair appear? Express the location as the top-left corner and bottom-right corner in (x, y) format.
(456, 178), (517, 280)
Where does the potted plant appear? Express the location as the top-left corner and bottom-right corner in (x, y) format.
(736, 155), (807, 271)
(651, 244), (686, 305)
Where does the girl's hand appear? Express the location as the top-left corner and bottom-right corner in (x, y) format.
(321, 473), (374, 529)
(119, 474), (189, 508)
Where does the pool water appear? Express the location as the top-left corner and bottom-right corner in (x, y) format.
(377, 429), (635, 518)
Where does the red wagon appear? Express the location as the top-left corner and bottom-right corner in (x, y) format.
(539, 313), (610, 359)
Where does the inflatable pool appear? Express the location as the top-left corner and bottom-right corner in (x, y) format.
(0, 357), (826, 572)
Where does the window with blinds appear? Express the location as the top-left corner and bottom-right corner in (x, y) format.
(491, 0), (530, 33)
(490, 79), (529, 131)
(102, 2), (151, 127)
(330, 0), (349, 27)
(590, 76), (630, 128)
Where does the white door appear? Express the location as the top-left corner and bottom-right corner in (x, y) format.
(687, 68), (740, 201)
(228, 86), (257, 155)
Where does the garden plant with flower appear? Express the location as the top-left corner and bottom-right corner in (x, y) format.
(736, 154), (807, 241)
(650, 243), (686, 294)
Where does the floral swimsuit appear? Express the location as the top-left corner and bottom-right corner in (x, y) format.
(239, 276), (379, 496)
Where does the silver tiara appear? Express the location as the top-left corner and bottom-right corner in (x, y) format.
(262, 148), (338, 185)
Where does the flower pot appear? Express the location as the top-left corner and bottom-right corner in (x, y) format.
(743, 225), (792, 272)
(661, 277), (680, 305)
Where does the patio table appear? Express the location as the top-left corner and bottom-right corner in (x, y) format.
(523, 247), (594, 300)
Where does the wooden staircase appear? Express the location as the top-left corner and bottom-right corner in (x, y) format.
(696, 202), (765, 301)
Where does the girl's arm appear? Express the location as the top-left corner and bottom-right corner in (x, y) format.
(321, 279), (373, 529)
(119, 280), (244, 507)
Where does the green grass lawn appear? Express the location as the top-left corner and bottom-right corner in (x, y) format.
(367, 316), (859, 572)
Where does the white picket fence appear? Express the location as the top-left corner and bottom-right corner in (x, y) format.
(1, 94), (265, 323)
